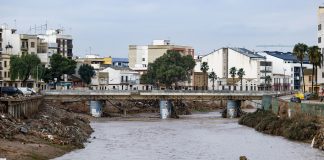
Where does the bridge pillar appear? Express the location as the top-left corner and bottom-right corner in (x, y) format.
(227, 100), (241, 118)
(89, 101), (103, 117)
(159, 100), (172, 119)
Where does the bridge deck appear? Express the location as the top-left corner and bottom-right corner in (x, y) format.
(43, 90), (281, 101)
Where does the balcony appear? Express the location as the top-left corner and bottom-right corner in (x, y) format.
(67, 44), (73, 49)
(21, 45), (28, 50)
(48, 43), (58, 48)
(121, 80), (137, 85)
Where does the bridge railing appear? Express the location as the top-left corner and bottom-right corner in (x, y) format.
(42, 89), (286, 95)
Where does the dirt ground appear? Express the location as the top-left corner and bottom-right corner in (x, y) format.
(0, 101), (93, 160)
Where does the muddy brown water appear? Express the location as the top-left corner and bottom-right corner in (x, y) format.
(56, 111), (324, 160)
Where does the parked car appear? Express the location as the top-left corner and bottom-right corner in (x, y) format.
(305, 93), (317, 100)
(18, 87), (36, 95)
(290, 96), (301, 103)
(0, 87), (23, 96)
(295, 92), (304, 100)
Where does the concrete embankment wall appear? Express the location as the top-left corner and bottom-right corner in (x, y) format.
(262, 96), (324, 117)
(0, 96), (43, 118)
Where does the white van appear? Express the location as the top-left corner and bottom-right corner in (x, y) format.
(18, 87), (36, 95)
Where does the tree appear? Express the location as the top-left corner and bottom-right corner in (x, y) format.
(10, 53), (42, 86)
(308, 46), (321, 93)
(237, 68), (245, 91)
(78, 64), (95, 85)
(142, 50), (195, 89)
(265, 75), (272, 90)
(208, 71), (217, 90)
(200, 62), (209, 90)
(229, 67), (237, 90)
(48, 54), (77, 82)
(293, 43), (308, 92)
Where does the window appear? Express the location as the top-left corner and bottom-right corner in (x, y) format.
(31, 42), (35, 48)
(121, 76), (124, 82)
(142, 58), (145, 61)
(319, 24), (322, 31)
(4, 61), (7, 67)
(322, 72), (324, 78)
(309, 76), (312, 81)
(319, 37), (322, 43)
(4, 72), (6, 78)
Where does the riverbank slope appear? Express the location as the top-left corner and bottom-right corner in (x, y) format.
(0, 102), (93, 160)
(239, 109), (324, 150)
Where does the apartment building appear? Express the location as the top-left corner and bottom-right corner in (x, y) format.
(202, 47), (266, 91)
(258, 51), (312, 91)
(128, 40), (194, 73)
(38, 29), (73, 59)
(317, 6), (324, 93)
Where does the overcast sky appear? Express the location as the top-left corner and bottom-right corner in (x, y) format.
(0, 0), (322, 57)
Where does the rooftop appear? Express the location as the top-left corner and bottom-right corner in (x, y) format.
(230, 48), (265, 59)
(263, 51), (309, 63)
(112, 58), (128, 63)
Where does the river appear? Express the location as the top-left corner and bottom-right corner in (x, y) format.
(56, 111), (324, 160)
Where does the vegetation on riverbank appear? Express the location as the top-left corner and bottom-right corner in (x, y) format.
(239, 109), (324, 148)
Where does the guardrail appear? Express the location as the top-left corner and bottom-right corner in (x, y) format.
(42, 90), (285, 95)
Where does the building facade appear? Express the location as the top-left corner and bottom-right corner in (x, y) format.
(100, 67), (142, 90)
(317, 6), (324, 94)
(128, 40), (194, 72)
(37, 29), (73, 59)
(202, 47), (266, 91)
(258, 51), (312, 91)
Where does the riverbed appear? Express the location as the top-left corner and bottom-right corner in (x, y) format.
(56, 112), (324, 160)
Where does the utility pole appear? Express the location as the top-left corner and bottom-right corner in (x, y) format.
(283, 68), (286, 91)
(36, 65), (38, 92)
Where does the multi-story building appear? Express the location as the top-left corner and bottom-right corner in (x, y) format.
(202, 47), (266, 91)
(0, 26), (20, 87)
(38, 29), (73, 59)
(258, 51), (312, 91)
(0, 26), (74, 89)
(128, 40), (194, 73)
(317, 6), (324, 94)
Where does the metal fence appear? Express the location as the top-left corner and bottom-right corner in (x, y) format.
(262, 96), (324, 117)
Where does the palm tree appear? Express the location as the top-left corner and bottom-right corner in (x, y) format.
(265, 75), (272, 90)
(229, 67), (237, 90)
(237, 68), (245, 91)
(200, 62), (209, 90)
(209, 71), (217, 90)
(308, 46), (322, 93)
(314, 48), (322, 94)
(293, 43), (308, 92)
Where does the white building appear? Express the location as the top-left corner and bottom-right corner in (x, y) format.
(317, 6), (324, 93)
(128, 40), (194, 73)
(258, 51), (312, 91)
(100, 67), (144, 90)
(37, 29), (73, 59)
(201, 47), (267, 91)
